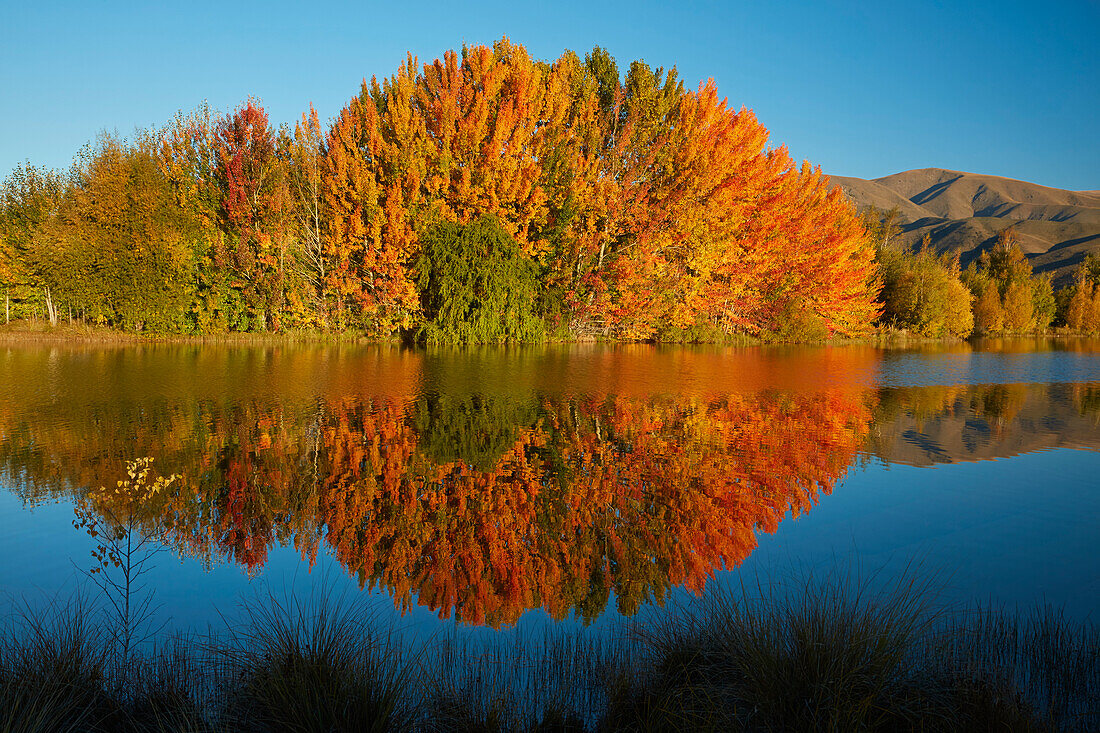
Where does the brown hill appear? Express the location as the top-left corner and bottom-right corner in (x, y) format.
(831, 168), (1100, 286)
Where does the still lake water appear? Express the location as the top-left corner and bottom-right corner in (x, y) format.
(1, 339), (1098, 638)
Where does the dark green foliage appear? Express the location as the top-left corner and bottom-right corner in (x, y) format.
(414, 217), (545, 344)
(410, 393), (541, 471)
(1054, 284), (1076, 327)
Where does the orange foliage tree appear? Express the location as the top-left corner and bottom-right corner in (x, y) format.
(318, 39), (880, 340)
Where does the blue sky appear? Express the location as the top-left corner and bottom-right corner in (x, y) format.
(2, 0), (1097, 190)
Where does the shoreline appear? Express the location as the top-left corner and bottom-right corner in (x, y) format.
(2, 320), (1090, 347)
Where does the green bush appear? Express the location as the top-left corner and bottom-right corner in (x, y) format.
(414, 217), (545, 344)
(877, 244), (974, 338)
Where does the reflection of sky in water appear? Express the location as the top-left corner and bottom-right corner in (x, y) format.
(879, 350), (1100, 386)
(722, 448), (1100, 621)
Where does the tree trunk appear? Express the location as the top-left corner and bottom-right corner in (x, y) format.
(5, 292), (9, 324)
(44, 287), (57, 326)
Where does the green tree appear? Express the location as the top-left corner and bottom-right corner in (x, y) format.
(0, 163), (64, 322)
(876, 239), (973, 338)
(65, 133), (198, 331)
(414, 216), (544, 343)
(1031, 274), (1056, 331)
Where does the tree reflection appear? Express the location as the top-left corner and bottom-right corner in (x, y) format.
(4, 370), (1099, 628)
(0, 389), (870, 627)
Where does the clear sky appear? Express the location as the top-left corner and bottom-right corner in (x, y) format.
(2, 0), (1097, 190)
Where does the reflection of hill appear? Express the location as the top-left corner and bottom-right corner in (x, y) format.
(868, 383), (1100, 466)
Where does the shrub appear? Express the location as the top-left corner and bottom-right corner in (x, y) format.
(876, 244), (973, 338)
(216, 586), (416, 732)
(414, 217), (545, 344)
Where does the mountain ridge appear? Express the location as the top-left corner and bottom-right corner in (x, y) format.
(830, 168), (1100, 285)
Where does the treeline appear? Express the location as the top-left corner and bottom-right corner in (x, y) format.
(865, 205), (1100, 338)
(0, 38), (881, 341)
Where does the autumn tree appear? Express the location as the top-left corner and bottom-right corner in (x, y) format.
(1065, 278), (1098, 333)
(287, 105), (327, 325)
(1057, 257), (1100, 333)
(3, 133), (199, 331)
(963, 226), (1051, 334)
(155, 103), (224, 331)
(320, 80), (410, 331)
(212, 100), (290, 331)
(972, 283), (1005, 335)
(1031, 274), (1056, 331)
(319, 39), (880, 341)
(2, 38), (885, 340)
(74, 133), (200, 330)
(1002, 279), (1035, 332)
(0, 163), (63, 322)
(877, 237), (973, 337)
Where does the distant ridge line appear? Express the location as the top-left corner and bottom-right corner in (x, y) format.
(829, 168), (1100, 285)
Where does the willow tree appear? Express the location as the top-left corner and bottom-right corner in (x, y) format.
(414, 216), (543, 343)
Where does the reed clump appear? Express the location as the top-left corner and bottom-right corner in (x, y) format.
(2, 572), (1096, 732)
(214, 587), (416, 733)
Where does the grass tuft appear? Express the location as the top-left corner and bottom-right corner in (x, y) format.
(1, 570), (1096, 731)
(215, 585), (416, 732)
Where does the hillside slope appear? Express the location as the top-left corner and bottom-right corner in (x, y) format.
(831, 168), (1100, 285)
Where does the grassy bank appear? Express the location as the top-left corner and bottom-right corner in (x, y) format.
(0, 319), (384, 345)
(4, 317), (1094, 349)
(2, 573), (1097, 732)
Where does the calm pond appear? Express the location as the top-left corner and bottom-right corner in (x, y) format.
(1, 339), (1098, 636)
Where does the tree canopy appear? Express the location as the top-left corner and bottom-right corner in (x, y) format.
(0, 39), (882, 341)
